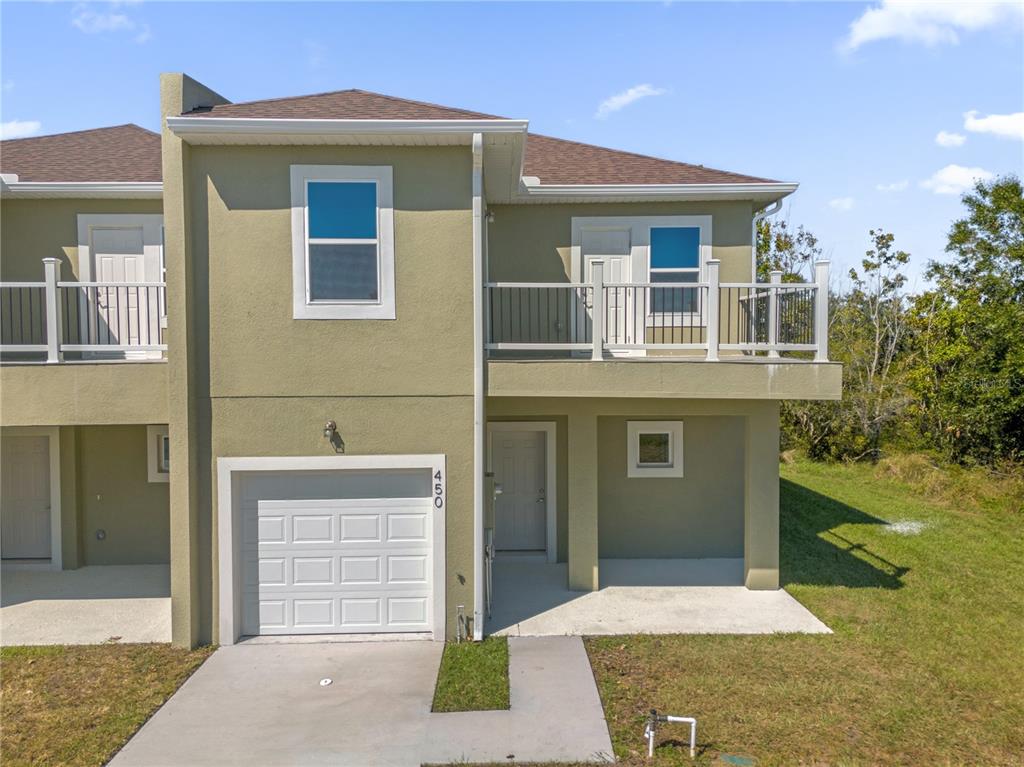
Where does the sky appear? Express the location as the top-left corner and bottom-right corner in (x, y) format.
(2, 0), (1023, 288)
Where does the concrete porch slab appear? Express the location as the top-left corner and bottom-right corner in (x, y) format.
(487, 559), (830, 636)
(0, 565), (171, 645)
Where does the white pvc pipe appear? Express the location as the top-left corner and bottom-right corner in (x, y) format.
(645, 714), (697, 759)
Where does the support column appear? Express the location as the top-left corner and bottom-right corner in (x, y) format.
(744, 401), (780, 589)
(567, 412), (599, 591)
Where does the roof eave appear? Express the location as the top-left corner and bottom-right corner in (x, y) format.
(517, 181), (799, 203)
(166, 116), (530, 141)
(0, 181), (163, 199)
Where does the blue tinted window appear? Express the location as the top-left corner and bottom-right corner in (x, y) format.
(308, 181), (377, 239)
(650, 227), (700, 269)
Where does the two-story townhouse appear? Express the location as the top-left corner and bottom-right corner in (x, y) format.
(0, 73), (840, 648)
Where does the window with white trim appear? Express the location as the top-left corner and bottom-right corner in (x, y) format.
(627, 421), (684, 478)
(290, 165), (395, 319)
(649, 226), (702, 316)
(147, 425), (170, 483)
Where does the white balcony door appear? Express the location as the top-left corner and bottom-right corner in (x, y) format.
(580, 228), (633, 350)
(1, 436), (51, 560)
(77, 214), (164, 357)
(492, 430), (547, 551)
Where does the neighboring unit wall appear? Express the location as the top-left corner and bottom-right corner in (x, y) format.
(0, 198), (163, 280)
(76, 425), (171, 565)
(597, 415), (744, 558)
(486, 201), (754, 283)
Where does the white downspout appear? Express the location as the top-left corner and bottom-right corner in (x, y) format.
(751, 199), (782, 281)
(471, 132), (485, 641)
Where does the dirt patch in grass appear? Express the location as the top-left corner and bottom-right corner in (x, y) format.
(1, 643), (214, 767)
(432, 637), (509, 712)
(585, 457), (1024, 766)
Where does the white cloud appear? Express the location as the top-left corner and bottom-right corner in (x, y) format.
(876, 180), (909, 192)
(963, 110), (1024, 140)
(829, 196), (855, 211)
(595, 84), (667, 120)
(935, 130), (966, 148)
(0, 120), (42, 140)
(71, 3), (150, 44)
(920, 164), (995, 195)
(840, 1), (1022, 52)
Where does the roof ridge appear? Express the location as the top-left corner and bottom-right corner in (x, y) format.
(188, 87), (505, 119)
(526, 132), (775, 183)
(1, 123), (157, 144)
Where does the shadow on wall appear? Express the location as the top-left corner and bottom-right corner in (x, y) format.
(780, 479), (909, 590)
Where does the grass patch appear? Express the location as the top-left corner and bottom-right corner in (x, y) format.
(1, 643), (214, 767)
(586, 455), (1024, 766)
(432, 637), (509, 712)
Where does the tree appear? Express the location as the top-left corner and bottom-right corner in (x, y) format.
(908, 176), (1024, 463)
(756, 218), (821, 282)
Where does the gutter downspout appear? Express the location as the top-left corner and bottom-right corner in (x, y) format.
(471, 132), (485, 641)
(751, 199), (782, 281)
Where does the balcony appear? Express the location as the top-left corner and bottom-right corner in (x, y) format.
(1, 258), (166, 364)
(485, 259), (841, 400)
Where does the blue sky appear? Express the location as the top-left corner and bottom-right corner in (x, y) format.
(2, 1), (1022, 287)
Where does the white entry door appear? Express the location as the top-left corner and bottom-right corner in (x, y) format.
(77, 215), (164, 355)
(580, 228), (633, 349)
(1, 436), (52, 560)
(243, 497), (434, 635)
(492, 430), (546, 551)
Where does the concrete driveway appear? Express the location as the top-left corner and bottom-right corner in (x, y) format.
(0, 565), (171, 645)
(111, 637), (612, 766)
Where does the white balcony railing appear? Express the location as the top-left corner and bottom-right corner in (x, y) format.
(1, 258), (167, 363)
(486, 259), (830, 361)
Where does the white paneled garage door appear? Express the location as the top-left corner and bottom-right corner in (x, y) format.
(238, 468), (437, 636)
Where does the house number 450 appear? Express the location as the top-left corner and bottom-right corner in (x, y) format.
(433, 469), (444, 509)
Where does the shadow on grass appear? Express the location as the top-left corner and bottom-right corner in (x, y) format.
(780, 478), (909, 589)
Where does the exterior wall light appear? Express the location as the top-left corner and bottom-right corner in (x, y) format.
(323, 420), (344, 453)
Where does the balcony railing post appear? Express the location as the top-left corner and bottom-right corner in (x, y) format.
(814, 260), (830, 362)
(42, 258), (63, 364)
(767, 270), (782, 359)
(705, 259), (720, 362)
(591, 261), (604, 361)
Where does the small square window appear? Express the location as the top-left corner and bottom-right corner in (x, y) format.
(627, 421), (684, 478)
(637, 432), (671, 466)
(147, 425), (169, 483)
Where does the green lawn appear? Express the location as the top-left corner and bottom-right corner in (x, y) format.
(587, 456), (1024, 766)
(0, 643), (213, 767)
(433, 636), (510, 712)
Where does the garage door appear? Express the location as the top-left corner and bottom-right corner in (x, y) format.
(243, 497), (433, 635)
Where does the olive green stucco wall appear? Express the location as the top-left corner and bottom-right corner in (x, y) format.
(597, 415), (744, 558)
(170, 134), (477, 643)
(486, 201), (754, 283)
(0, 198), (163, 281)
(76, 425), (170, 565)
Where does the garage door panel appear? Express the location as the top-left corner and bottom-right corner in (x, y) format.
(244, 495), (433, 636)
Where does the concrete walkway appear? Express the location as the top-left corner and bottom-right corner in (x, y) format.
(488, 559), (831, 636)
(0, 565), (171, 645)
(111, 637), (613, 766)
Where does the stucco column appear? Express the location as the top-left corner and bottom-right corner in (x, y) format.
(568, 412), (599, 591)
(744, 401), (780, 589)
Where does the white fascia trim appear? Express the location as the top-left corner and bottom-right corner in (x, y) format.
(0, 181), (163, 198)
(521, 181), (799, 200)
(167, 116), (529, 137)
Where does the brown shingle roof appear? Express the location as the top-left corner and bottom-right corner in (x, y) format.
(522, 133), (776, 185)
(184, 88), (777, 185)
(185, 88), (502, 121)
(0, 124), (161, 182)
